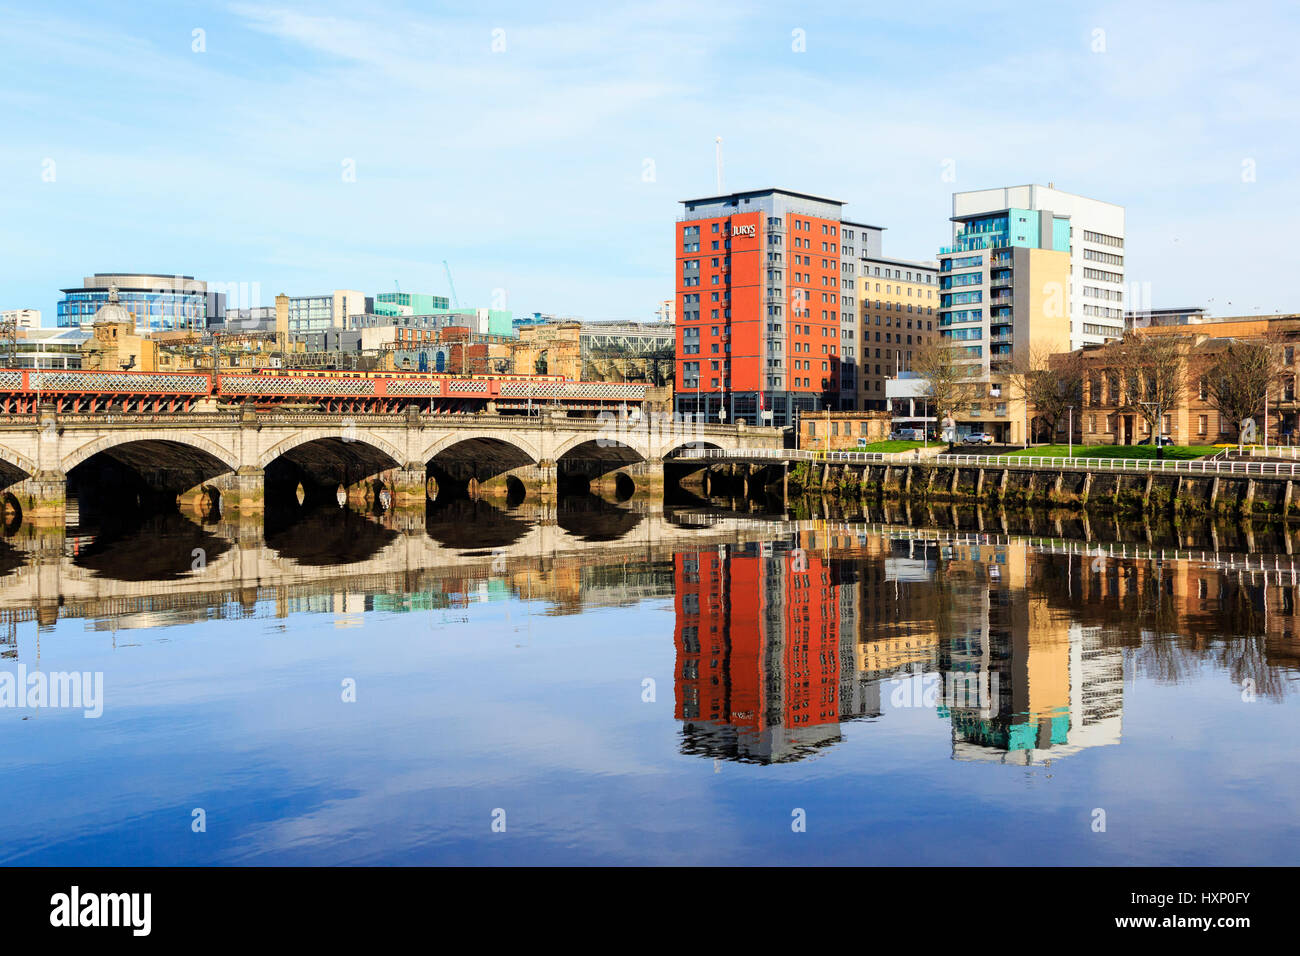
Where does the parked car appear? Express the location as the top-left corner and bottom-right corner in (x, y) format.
(962, 432), (995, 445)
(890, 428), (925, 441)
(1137, 436), (1174, 446)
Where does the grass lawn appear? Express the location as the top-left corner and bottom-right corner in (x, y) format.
(855, 440), (929, 452)
(998, 444), (1219, 461)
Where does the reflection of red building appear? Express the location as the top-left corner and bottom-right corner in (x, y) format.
(673, 542), (846, 763)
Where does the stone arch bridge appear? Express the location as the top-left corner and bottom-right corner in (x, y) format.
(0, 408), (782, 519)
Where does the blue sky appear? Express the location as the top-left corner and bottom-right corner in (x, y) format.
(2, 0), (1298, 325)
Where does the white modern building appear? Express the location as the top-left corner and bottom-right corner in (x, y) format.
(951, 184), (1126, 350)
(285, 290), (368, 337)
(1, 309), (41, 330)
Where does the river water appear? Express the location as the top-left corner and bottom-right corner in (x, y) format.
(0, 497), (1297, 865)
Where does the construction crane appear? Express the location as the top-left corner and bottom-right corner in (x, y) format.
(442, 260), (460, 309)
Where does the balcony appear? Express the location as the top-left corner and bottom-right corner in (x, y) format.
(940, 236), (1008, 255)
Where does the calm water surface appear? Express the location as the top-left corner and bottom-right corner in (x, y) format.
(1, 498), (1297, 865)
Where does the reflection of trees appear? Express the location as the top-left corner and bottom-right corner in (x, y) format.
(1031, 552), (1293, 701)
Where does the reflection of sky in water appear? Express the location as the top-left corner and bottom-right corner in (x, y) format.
(0, 529), (1297, 866)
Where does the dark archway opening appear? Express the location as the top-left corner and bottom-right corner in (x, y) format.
(264, 438), (400, 514)
(427, 437), (535, 501)
(663, 442), (724, 505)
(504, 475), (527, 508)
(557, 440), (644, 498)
(2, 492), (22, 537)
(67, 440), (234, 526)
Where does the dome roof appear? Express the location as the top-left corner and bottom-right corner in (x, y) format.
(92, 285), (132, 325)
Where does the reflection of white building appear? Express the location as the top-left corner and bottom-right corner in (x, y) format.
(950, 623), (1123, 764)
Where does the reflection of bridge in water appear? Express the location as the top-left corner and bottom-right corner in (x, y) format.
(3, 501), (1297, 766)
(0, 502), (786, 628)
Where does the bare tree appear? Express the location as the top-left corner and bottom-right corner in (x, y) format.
(1006, 346), (1083, 444)
(910, 339), (978, 438)
(1203, 335), (1287, 441)
(1113, 332), (1187, 450)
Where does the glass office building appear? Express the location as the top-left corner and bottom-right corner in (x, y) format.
(57, 273), (213, 331)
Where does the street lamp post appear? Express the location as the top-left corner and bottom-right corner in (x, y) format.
(1264, 387), (1270, 454)
(1067, 405), (1074, 458)
(1140, 401), (1164, 460)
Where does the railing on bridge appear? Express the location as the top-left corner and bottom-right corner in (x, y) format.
(673, 446), (1300, 477)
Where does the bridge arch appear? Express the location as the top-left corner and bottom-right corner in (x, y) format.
(662, 439), (725, 460)
(257, 430), (407, 510)
(552, 432), (651, 463)
(256, 429), (406, 472)
(62, 434), (243, 516)
(420, 433), (540, 497)
(418, 431), (541, 466)
(62, 432), (240, 475)
(0, 444), (36, 491)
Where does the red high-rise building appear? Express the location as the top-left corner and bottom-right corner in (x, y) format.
(674, 189), (883, 426)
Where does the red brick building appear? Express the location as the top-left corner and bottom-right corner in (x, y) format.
(675, 189), (884, 427)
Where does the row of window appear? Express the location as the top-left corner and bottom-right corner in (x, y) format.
(1084, 248), (1124, 267)
(1083, 230), (1124, 248)
(865, 301), (933, 314)
(1083, 266), (1124, 284)
(1083, 304), (1123, 318)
